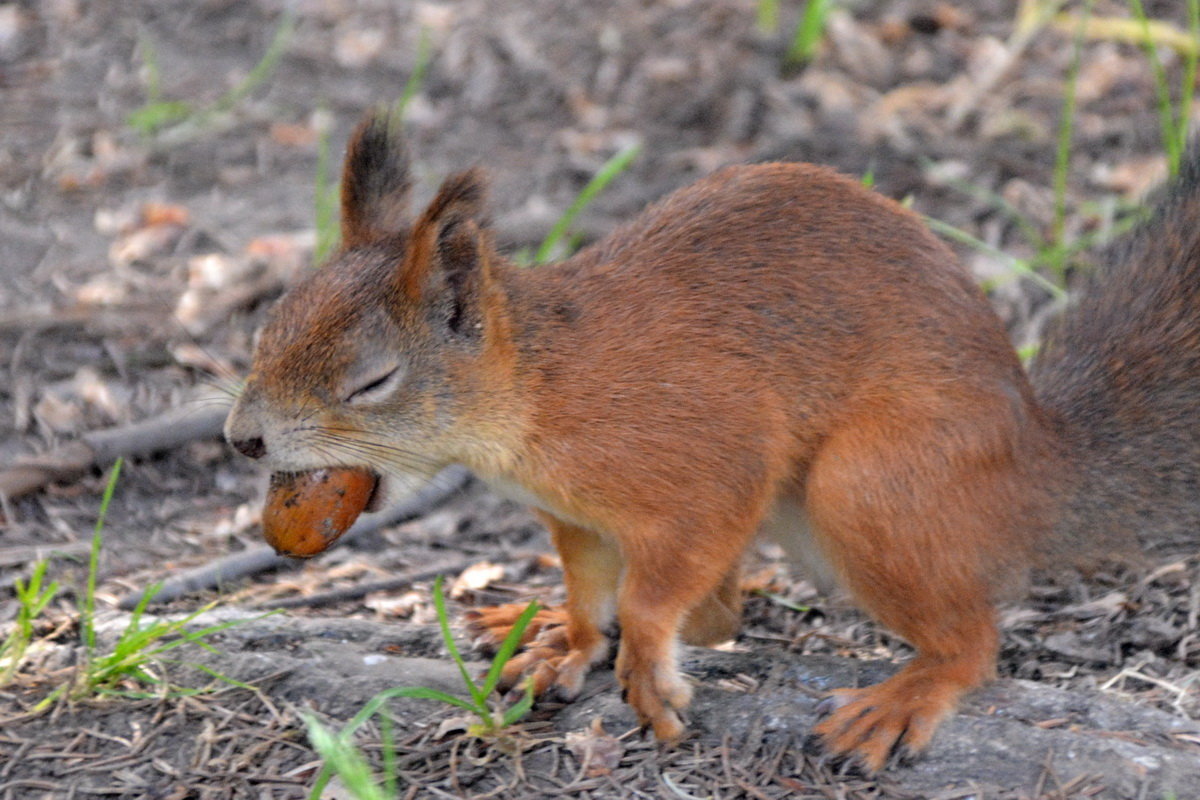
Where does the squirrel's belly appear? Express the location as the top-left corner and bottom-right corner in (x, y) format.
(759, 494), (838, 594)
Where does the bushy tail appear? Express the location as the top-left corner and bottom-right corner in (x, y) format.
(1031, 148), (1200, 551)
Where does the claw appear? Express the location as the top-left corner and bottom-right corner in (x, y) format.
(814, 695), (838, 716)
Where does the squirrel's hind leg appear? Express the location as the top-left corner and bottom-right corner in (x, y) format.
(804, 408), (1016, 771)
(679, 566), (744, 646)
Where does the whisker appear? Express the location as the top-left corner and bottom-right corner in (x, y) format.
(310, 440), (471, 498)
(312, 430), (444, 468)
(196, 377), (242, 399)
(317, 428), (447, 462)
(311, 438), (442, 475)
(166, 312), (246, 386)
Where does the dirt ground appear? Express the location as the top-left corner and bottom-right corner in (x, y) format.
(1, 0), (1199, 797)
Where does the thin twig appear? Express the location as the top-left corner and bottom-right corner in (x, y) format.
(0, 399), (230, 502)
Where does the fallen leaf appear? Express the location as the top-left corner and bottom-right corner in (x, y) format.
(269, 122), (319, 148)
(450, 561), (506, 599)
(140, 201), (190, 228)
(435, 715), (475, 739)
(564, 717), (623, 777)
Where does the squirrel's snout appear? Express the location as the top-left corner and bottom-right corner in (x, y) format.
(231, 436), (267, 459)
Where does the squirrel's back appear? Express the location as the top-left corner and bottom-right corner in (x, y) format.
(1032, 149), (1200, 552)
(509, 163), (1034, 451)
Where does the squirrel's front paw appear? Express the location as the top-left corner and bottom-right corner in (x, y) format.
(464, 603), (568, 651)
(616, 646), (692, 740)
(492, 625), (604, 702)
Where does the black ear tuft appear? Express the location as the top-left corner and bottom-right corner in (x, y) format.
(420, 168), (488, 232)
(340, 110), (413, 249)
(399, 169), (491, 338)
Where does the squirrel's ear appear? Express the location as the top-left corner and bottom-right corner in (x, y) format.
(339, 112), (412, 249)
(401, 169), (490, 337)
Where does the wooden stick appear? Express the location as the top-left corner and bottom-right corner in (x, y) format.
(0, 400), (231, 501)
(256, 558), (478, 610)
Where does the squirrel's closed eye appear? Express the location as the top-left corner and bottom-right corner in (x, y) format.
(345, 367), (402, 404)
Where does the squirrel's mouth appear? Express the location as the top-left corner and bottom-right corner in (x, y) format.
(363, 470), (385, 512)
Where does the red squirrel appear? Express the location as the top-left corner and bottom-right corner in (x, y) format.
(224, 111), (1200, 771)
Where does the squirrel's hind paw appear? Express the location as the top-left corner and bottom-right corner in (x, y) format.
(812, 664), (970, 773)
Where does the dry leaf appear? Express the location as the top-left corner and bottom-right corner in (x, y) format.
(109, 223), (185, 267)
(140, 201), (190, 228)
(334, 26), (386, 69)
(449, 561), (506, 599)
(564, 717), (624, 777)
(435, 715), (474, 739)
(269, 122), (319, 148)
(364, 590), (424, 618)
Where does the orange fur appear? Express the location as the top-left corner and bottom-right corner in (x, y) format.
(226, 110), (1200, 772)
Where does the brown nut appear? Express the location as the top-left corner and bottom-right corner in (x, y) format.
(262, 468), (377, 557)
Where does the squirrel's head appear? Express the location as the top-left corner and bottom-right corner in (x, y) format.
(225, 111), (514, 492)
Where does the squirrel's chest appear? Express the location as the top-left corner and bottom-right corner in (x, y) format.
(481, 473), (598, 531)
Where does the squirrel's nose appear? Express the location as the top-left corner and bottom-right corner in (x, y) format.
(232, 437), (267, 459)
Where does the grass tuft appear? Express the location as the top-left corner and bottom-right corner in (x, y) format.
(0, 561), (61, 686)
(127, 13), (294, 143)
(307, 577), (540, 799)
(1127, 0), (1200, 177)
(4, 459), (269, 713)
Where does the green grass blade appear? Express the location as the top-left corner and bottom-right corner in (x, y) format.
(533, 142), (641, 264)
(307, 683), (481, 800)
(127, 101), (193, 137)
(786, 0), (834, 66)
(500, 677), (537, 727)
(380, 712), (397, 798)
(210, 13), (294, 116)
(146, 607), (275, 655)
(394, 29), (432, 122)
(1049, 0), (1090, 279)
(313, 32), (430, 267)
(0, 561), (59, 684)
(859, 163), (876, 189)
(923, 215), (1067, 299)
(1129, 0), (1183, 173)
(175, 661), (259, 691)
(753, 589), (811, 614)
(479, 599), (540, 699)
(1181, 0), (1200, 172)
(757, 0), (780, 34)
(340, 685), (457, 737)
(923, 158), (1046, 250)
(137, 30), (163, 103)
(84, 458), (124, 653)
(305, 714), (389, 800)
(313, 117), (340, 266)
(432, 575), (487, 709)
(380, 685), (481, 713)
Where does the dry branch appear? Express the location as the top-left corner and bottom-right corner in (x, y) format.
(0, 400), (231, 502)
